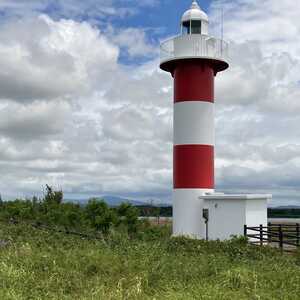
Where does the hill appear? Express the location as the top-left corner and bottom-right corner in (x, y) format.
(65, 195), (147, 207)
(97, 195), (146, 207)
(273, 205), (300, 209)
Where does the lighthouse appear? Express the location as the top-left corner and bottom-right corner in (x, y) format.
(160, 1), (270, 239)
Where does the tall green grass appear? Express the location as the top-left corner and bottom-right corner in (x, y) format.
(0, 222), (300, 300)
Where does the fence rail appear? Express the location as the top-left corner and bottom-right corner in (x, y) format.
(5, 219), (105, 241)
(244, 223), (300, 251)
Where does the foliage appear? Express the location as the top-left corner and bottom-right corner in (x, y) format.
(268, 208), (300, 218)
(115, 203), (139, 233)
(85, 199), (116, 233)
(0, 185), (139, 234)
(138, 205), (172, 217)
(43, 184), (63, 205)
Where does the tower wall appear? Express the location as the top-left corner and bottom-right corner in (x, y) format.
(173, 60), (215, 237)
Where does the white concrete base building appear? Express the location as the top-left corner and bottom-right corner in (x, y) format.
(202, 194), (270, 240)
(173, 192), (271, 240)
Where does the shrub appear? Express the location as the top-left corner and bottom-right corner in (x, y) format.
(85, 199), (116, 233)
(116, 203), (139, 234)
(43, 185), (63, 205)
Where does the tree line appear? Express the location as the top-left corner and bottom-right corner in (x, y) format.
(0, 185), (139, 234)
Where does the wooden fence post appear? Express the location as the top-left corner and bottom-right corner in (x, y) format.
(279, 225), (283, 251)
(268, 222), (271, 243)
(260, 224), (263, 246)
(297, 223), (299, 247)
(244, 225), (247, 237)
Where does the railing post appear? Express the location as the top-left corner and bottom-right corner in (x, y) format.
(244, 224), (247, 237)
(297, 223), (299, 247)
(279, 225), (283, 251)
(260, 224), (263, 246)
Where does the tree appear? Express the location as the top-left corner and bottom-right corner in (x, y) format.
(85, 199), (115, 233)
(37, 185), (64, 225)
(43, 185), (63, 205)
(60, 203), (83, 230)
(116, 203), (139, 233)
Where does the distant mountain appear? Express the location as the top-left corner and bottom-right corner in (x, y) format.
(64, 196), (146, 207)
(272, 205), (300, 209)
(99, 195), (146, 207)
(100, 197), (172, 207)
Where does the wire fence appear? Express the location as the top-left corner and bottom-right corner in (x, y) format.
(6, 219), (105, 241)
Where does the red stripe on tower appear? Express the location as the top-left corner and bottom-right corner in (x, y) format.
(174, 60), (214, 103)
(174, 145), (214, 189)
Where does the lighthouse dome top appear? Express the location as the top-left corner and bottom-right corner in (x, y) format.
(181, 1), (209, 23)
(159, 0), (229, 74)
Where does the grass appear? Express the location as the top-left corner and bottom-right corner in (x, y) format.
(1, 222), (300, 299)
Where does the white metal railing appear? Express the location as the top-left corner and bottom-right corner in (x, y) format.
(160, 34), (229, 64)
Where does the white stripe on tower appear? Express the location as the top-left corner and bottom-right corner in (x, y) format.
(174, 101), (214, 146)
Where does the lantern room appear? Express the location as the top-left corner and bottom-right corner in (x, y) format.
(181, 0), (209, 35)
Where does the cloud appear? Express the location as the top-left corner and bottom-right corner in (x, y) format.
(215, 40), (300, 113)
(0, 100), (70, 140)
(0, 15), (118, 102)
(107, 27), (158, 58)
(0, 12), (173, 200)
(0, 0), (158, 22)
(207, 0), (300, 202)
(0, 0), (300, 206)
(211, 0), (300, 57)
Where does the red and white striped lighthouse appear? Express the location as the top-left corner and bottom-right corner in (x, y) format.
(160, 1), (229, 238)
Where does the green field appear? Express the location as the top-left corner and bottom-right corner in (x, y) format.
(1, 221), (300, 300)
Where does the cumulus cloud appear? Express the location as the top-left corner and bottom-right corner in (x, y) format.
(211, 0), (300, 56)
(0, 0), (299, 206)
(0, 0), (159, 22)
(0, 100), (70, 140)
(0, 15), (118, 102)
(107, 27), (158, 58)
(0, 11), (173, 201)
(209, 0), (300, 204)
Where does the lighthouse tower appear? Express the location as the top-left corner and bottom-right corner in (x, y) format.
(160, 1), (270, 240)
(160, 1), (229, 238)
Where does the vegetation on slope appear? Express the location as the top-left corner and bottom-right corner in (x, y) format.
(1, 221), (300, 299)
(1, 186), (300, 299)
(0, 185), (139, 235)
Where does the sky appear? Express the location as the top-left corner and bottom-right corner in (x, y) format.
(0, 0), (299, 206)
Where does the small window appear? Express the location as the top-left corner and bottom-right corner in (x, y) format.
(182, 20), (202, 35)
(191, 20), (201, 34)
(182, 20), (191, 34)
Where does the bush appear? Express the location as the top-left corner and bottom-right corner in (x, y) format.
(85, 199), (116, 233)
(116, 203), (139, 234)
(137, 223), (171, 241)
(1, 199), (34, 221)
(43, 185), (63, 205)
